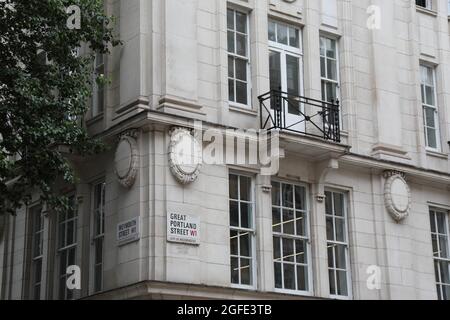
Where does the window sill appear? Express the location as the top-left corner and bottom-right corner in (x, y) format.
(426, 149), (448, 159)
(86, 113), (104, 126)
(274, 288), (313, 297)
(416, 6), (438, 17)
(229, 104), (258, 117)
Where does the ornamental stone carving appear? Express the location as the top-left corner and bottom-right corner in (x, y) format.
(168, 127), (202, 185)
(114, 130), (139, 188)
(383, 171), (411, 222)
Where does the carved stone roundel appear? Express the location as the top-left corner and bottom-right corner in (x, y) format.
(114, 135), (139, 188)
(169, 128), (202, 185)
(384, 173), (411, 222)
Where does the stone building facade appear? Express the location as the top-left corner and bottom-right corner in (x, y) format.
(1, 0), (450, 300)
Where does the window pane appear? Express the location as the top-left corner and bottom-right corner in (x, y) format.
(273, 237), (281, 260)
(228, 79), (235, 102)
(230, 230), (238, 256)
(283, 264), (295, 290)
(235, 81), (248, 105)
(240, 258), (251, 285)
(283, 209), (295, 235)
(439, 236), (449, 258)
(335, 244), (347, 269)
(329, 269), (336, 295)
(437, 213), (447, 234)
(282, 238), (295, 262)
(325, 191), (333, 214)
(430, 212), (436, 233)
(273, 208), (281, 233)
(335, 218), (346, 242)
(286, 55), (300, 98)
(240, 176), (251, 201)
(289, 27), (299, 48)
(282, 184), (294, 208)
(274, 262), (282, 288)
(295, 239), (307, 264)
(333, 193), (344, 217)
(239, 232), (251, 257)
(235, 12), (247, 34)
(236, 33), (247, 56)
(425, 86), (435, 106)
(296, 211), (306, 236)
(297, 265), (308, 291)
(269, 51), (282, 92)
(427, 127), (437, 149)
(227, 9), (234, 30)
(432, 234), (439, 257)
(227, 31), (234, 53)
(268, 21), (276, 41)
(95, 238), (103, 264)
(328, 245), (335, 268)
(439, 261), (450, 284)
(228, 56), (234, 78)
(321, 57), (326, 78)
(326, 217), (334, 241)
(272, 182), (281, 206)
(326, 39), (336, 58)
(229, 201), (239, 227)
(231, 257), (239, 284)
(336, 270), (348, 296)
(240, 202), (252, 229)
(277, 24), (288, 45)
(235, 58), (247, 81)
(327, 59), (337, 80)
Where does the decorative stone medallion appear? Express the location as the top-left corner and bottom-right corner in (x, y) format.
(384, 171), (411, 222)
(168, 127), (202, 185)
(114, 131), (139, 188)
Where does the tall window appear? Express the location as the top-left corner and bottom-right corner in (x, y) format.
(420, 65), (440, 150)
(227, 8), (250, 107)
(320, 36), (339, 104)
(229, 174), (255, 287)
(29, 205), (44, 300)
(429, 208), (450, 300)
(416, 0), (432, 10)
(92, 182), (106, 293)
(325, 190), (351, 298)
(92, 53), (105, 117)
(272, 181), (310, 293)
(57, 195), (78, 300)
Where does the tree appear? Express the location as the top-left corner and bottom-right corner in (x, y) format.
(0, 0), (120, 214)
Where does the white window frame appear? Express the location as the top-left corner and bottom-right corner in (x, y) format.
(229, 173), (257, 290)
(28, 205), (44, 300)
(90, 181), (106, 294)
(416, 0), (432, 10)
(320, 35), (341, 127)
(429, 208), (450, 300)
(92, 53), (105, 117)
(227, 8), (252, 109)
(56, 194), (78, 300)
(420, 64), (441, 152)
(325, 189), (352, 300)
(271, 180), (313, 296)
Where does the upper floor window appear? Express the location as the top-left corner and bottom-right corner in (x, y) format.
(92, 53), (105, 117)
(57, 195), (78, 300)
(420, 65), (441, 151)
(429, 208), (450, 300)
(92, 181), (106, 293)
(416, 0), (432, 10)
(325, 190), (351, 298)
(320, 36), (339, 104)
(229, 174), (256, 288)
(227, 8), (250, 107)
(26, 205), (44, 300)
(272, 181), (311, 294)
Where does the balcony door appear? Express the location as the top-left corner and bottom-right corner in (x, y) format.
(268, 20), (304, 132)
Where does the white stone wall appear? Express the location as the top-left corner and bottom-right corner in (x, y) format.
(1, 0), (450, 300)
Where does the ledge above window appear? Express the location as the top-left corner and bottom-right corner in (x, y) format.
(416, 5), (438, 17)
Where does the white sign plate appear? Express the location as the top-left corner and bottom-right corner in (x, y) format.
(167, 213), (200, 245)
(117, 217), (140, 245)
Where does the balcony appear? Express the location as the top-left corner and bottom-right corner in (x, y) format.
(258, 90), (341, 143)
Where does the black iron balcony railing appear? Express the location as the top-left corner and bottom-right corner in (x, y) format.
(258, 90), (341, 143)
